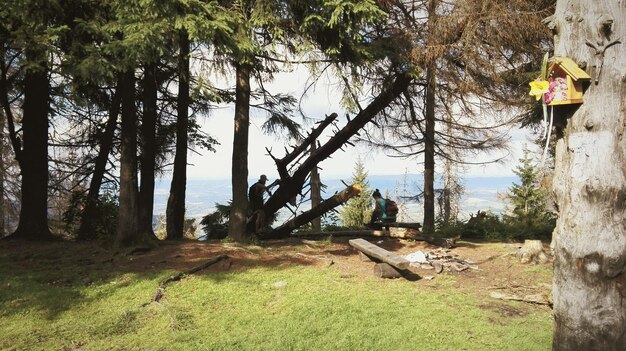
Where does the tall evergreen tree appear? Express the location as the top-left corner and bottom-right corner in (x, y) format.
(505, 148), (553, 226)
(340, 158), (372, 228)
(166, 29), (190, 240)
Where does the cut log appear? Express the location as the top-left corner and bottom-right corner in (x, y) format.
(348, 238), (409, 270)
(518, 240), (548, 264)
(374, 263), (402, 279)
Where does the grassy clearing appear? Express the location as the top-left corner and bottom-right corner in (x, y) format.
(0, 242), (551, 351)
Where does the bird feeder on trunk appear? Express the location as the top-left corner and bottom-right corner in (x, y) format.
(544, 56), (591, 106)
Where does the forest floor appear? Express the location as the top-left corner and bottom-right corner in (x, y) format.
(0, 237), (553, 350)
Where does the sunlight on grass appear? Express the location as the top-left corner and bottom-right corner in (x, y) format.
(0, 259), (552, 351)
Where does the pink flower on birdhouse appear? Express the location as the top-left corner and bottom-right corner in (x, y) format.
(544, 77), (568, 104)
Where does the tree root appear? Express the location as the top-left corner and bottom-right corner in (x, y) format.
(148, 255), (230, 304)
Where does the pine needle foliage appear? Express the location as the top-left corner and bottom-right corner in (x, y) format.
(504, 148), (555, 239)
(339, 158), (372, 228)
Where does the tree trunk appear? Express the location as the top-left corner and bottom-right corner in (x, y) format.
(77, 81), (121, 240)
(0, 107), (5, 237)
(423, 65), (436, 234)
(550, 1), (626, 349)
(115, 70), (148, 247)
(139, 62), (158, 239)
(166, 30), (190, 240)
(309, 141), (322, 231)
(12, 48), (52, 240)
(228, 62), (251, 242)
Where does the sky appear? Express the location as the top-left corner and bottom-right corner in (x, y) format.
(185, 65), (534, 181)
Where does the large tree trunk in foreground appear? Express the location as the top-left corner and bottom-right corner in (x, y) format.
(228, 62), (251, 242)
(78, 81), (121, 240)
(167, 31), (190, 240)
(12, 48), (52, 239)
(550, 1), (626, 349)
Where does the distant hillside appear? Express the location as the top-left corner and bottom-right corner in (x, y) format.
(154, 175), (516, 220)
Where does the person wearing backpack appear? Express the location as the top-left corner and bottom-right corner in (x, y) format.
(369, 189), (398, 229)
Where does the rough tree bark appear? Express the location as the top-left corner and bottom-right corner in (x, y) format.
(549, 1), (626, 349)
(78, 81), (121, 240)
(423, 65), (436, 234)
(167, 30), (190, 240)
(309, 141), (322, 231)
(11, 47), (52, 239)
(228, 61), (251, 242)
(115, 70), (150, 247)
(139, 62), (158, 240)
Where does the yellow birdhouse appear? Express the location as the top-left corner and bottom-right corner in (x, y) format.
(545, 57), (591, 106)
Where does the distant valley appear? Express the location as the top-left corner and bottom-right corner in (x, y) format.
(154, 175), (517, 222)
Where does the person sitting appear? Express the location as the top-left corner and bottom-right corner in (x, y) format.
(369, 189), (397, 229)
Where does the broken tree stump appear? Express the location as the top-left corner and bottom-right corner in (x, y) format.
(518, 240), (548, 264)
(348, 238), (409, 270)
(374, 263), (402, 279)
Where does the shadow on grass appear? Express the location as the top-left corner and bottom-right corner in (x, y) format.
(0, 238), (346, 320)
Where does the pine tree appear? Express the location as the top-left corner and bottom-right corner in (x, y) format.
(505, 148), (554, 226)
(339, 158), (372, 228)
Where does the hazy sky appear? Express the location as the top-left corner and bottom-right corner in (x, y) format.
(185, 65), (532, 181)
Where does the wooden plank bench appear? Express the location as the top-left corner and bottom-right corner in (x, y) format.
(348, 238), (410, 278)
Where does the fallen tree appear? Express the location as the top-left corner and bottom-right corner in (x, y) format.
(266, 184), (362, 239)
(255, 72), (413, 239)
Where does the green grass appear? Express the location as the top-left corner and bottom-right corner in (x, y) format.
(0, 245), (552, 351)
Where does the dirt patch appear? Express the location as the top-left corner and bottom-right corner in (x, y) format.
(0, 237), (553, 308)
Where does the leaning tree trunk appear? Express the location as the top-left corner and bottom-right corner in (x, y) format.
(549, 1), (626, 349)
(78, 81), (121, 240)
(166, 30), (190, 240)
(227, 62), (251, 242)
(12, 48), (52, 240)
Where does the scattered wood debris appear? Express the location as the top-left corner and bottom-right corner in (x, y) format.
(404, 248), (478, 274)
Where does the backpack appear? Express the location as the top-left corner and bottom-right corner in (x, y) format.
(385, 199), (399, 217)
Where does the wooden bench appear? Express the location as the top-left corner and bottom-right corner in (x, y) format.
(349, 238), (411, 278)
